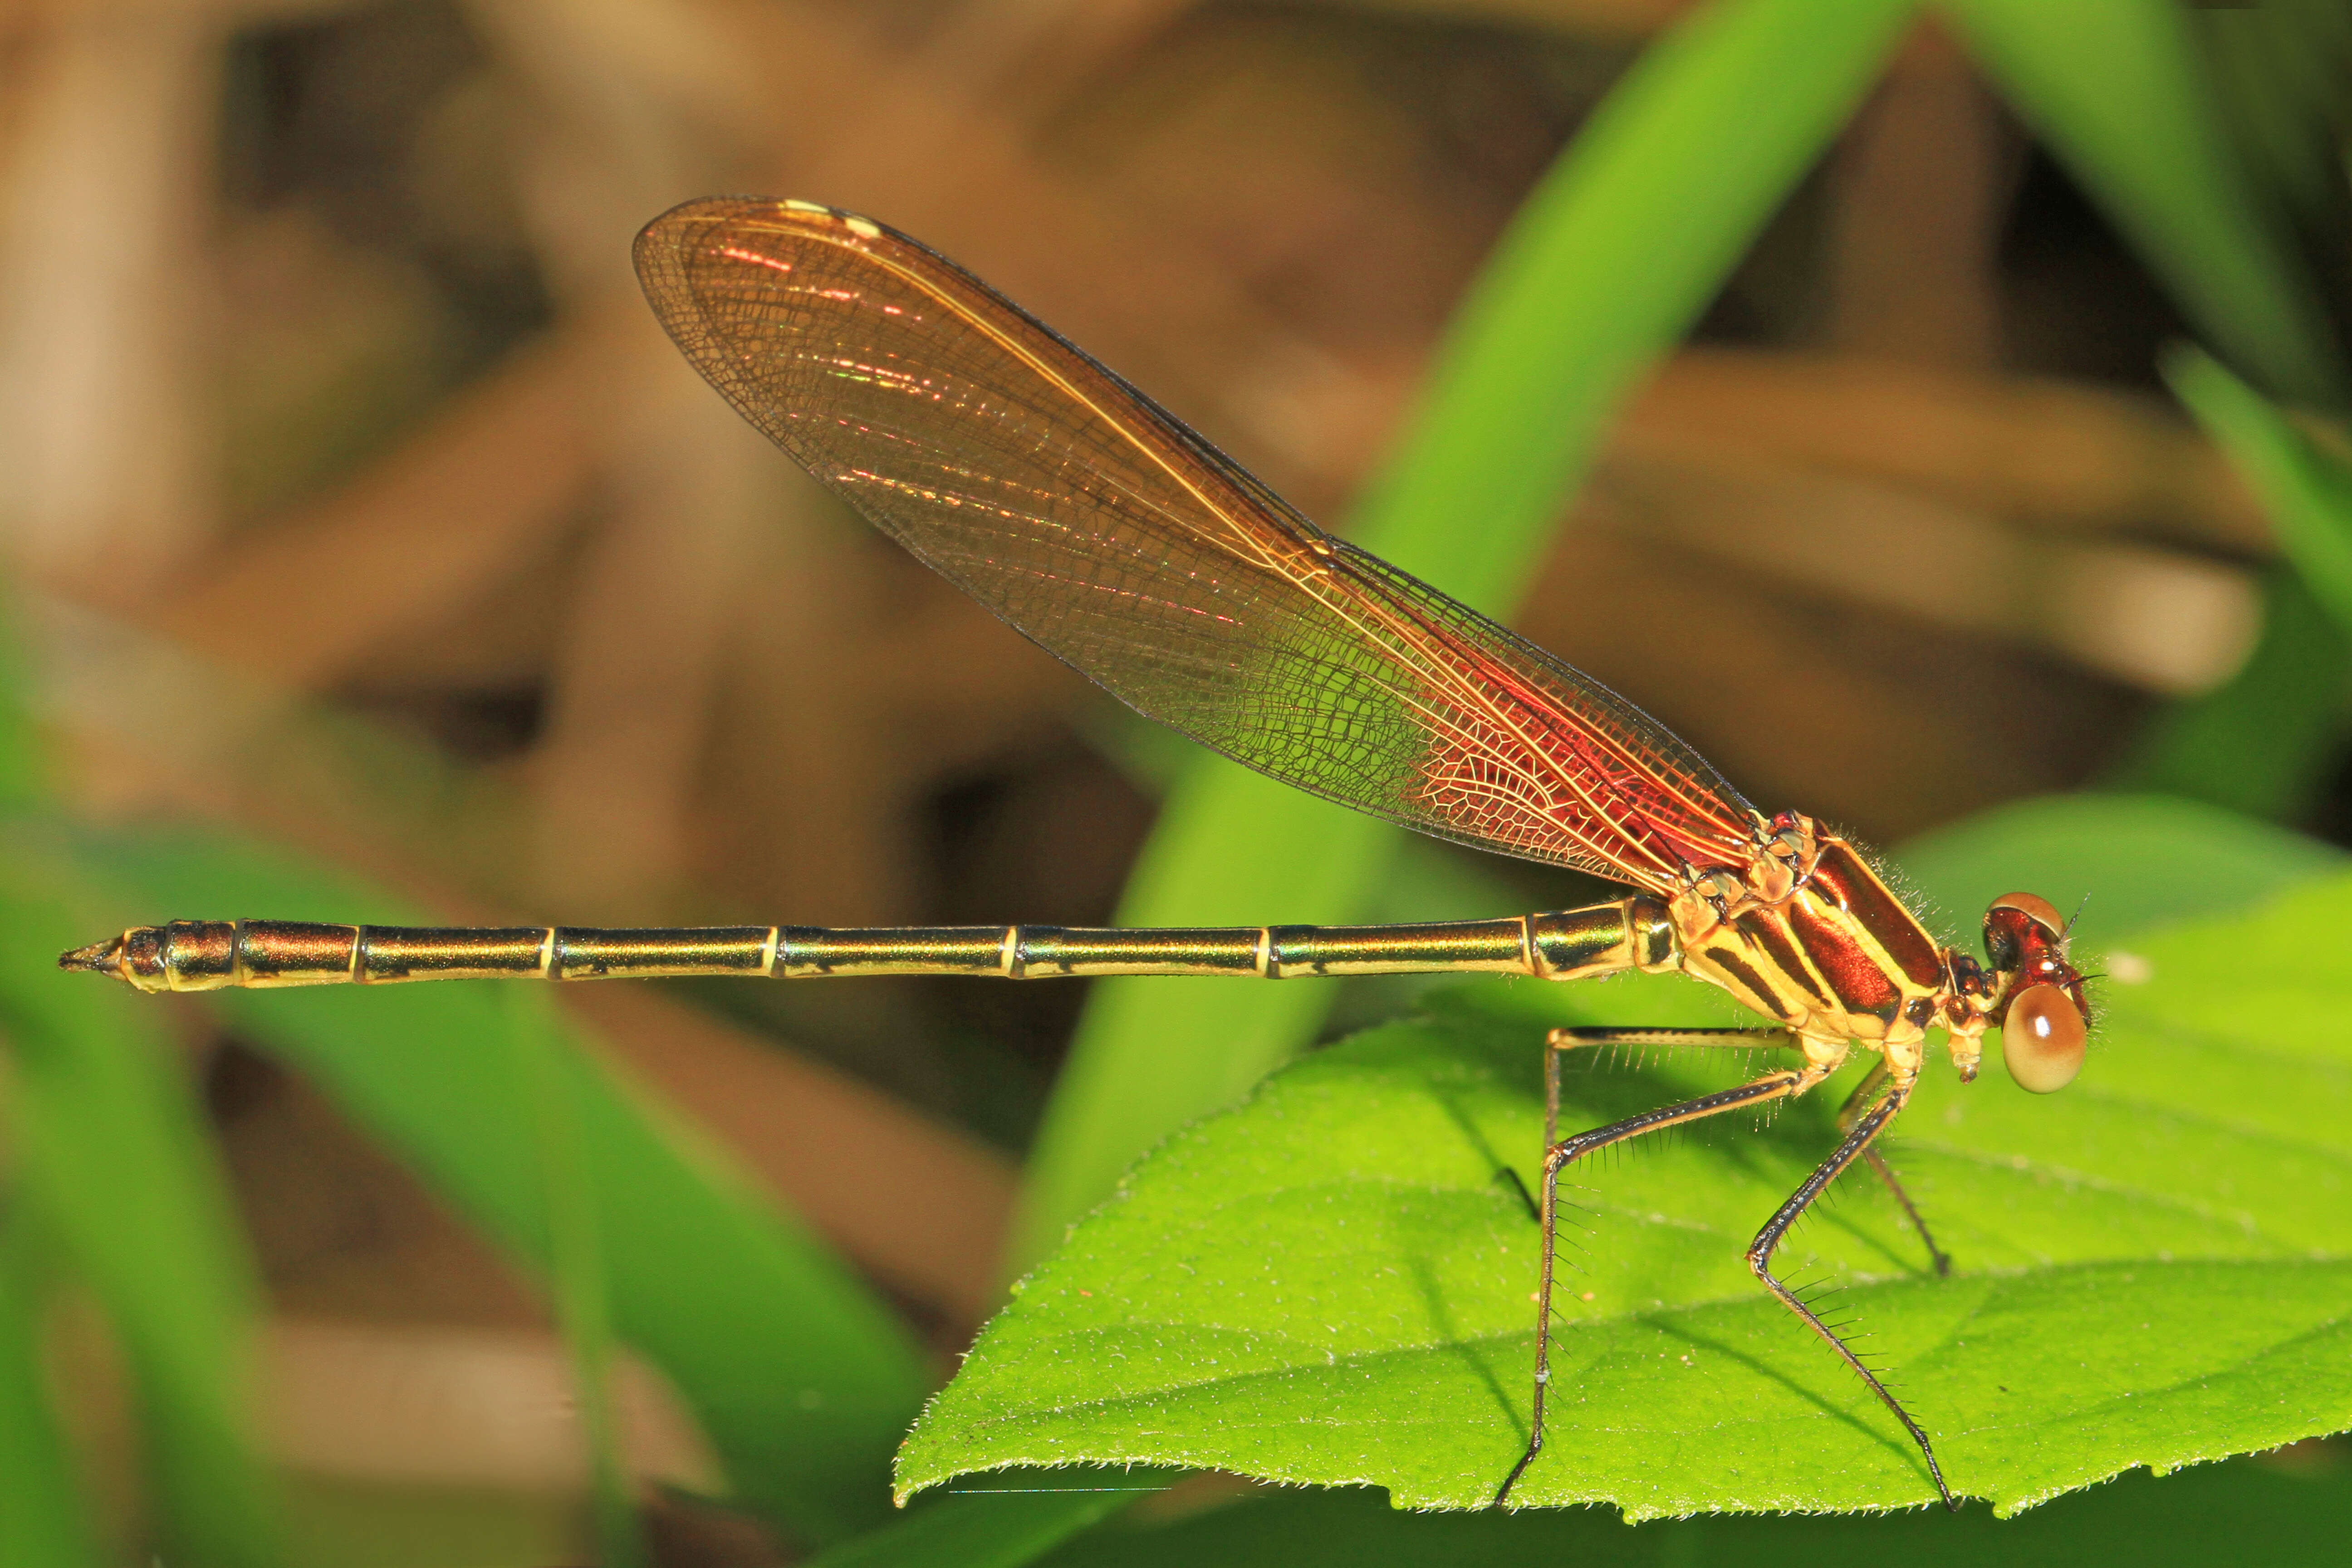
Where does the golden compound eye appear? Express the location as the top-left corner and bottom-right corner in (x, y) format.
(2003, 983), (2087, 1093)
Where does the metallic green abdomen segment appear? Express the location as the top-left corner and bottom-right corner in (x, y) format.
(73, 901), (1677, 992)
(1528, 897), (1676, 980)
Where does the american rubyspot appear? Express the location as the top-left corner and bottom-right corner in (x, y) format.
(64, 196), (2092, 1510)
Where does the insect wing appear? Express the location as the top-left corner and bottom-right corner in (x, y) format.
(634, 198), (1755, 889)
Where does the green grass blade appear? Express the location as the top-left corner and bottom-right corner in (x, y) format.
(1009, 0), (1921, 1274)
(1943, 0), (2345, 402)
(1949, 5), (2352, 813)
(2165, 346), (2352, 633)
(906, 797), (2352, 1514)
(2112, 350), (2352, 818)
(0, 842), (287, 1567)
(66, 828), (927, 1548)
(509, 989), (648, 1568)
(1356, 0), (1919, 599)
(0, 1219), (102, 1568)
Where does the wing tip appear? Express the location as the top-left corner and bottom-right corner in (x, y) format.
(635, 195), (885, 255)
(633, 195), (902, 327)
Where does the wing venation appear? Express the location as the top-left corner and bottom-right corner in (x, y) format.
(634, 197), (1757, 892)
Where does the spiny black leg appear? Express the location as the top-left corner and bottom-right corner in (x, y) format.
(1500, 1027), (1793, 1225)
(1491, 1049), (1817, 1510)
(1748, 1072), (1960, 1511)
(1860, 1149), (1948, 1278)
(1542, 1025), (1793, 1152)
(1838, 1060), (1951, 1277)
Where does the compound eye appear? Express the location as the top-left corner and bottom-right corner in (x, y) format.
(1989, 892), (2064, 937)
(2002, 983), (2086, 1093)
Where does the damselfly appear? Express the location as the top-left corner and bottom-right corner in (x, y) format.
(64, 197), (2093, 1509)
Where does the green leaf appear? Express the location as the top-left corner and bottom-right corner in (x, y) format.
(1010, 790), (1391, 1277)
(1033, 1457), (2352, 1567)
(1943, 0), (2344, 402)
(1010, 0), (1920, 1274)
(903, 807), (2352, 1516)
(0, 837), (287, 1566)
(64, 827), (927, 1548)
(802, 1470), (1171, 1568)
(1897, 790), (2347, 942)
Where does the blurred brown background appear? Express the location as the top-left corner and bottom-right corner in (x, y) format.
(0, 0), (2306, 1559)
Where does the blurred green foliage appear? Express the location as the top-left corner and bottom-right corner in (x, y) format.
(71, 828), (930, 1549)
(0, 841), (288, 1568)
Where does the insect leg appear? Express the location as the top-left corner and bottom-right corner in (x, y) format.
(1746, 1071), (1960, 1510)
(1838, 1058), (1951, 1277)
(1492, 1055), (1825, 1509)
(1494, 1028), (1792, 1222)
(1544, 1026), (1793, 1151)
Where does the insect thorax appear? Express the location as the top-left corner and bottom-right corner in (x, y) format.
(1668, 818), (1952, 1060)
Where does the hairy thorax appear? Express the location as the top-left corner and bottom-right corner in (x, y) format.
(1667, 815), (1954, 1071)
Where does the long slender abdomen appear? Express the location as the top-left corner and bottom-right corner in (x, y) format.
(61, 902), (1679, 993)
